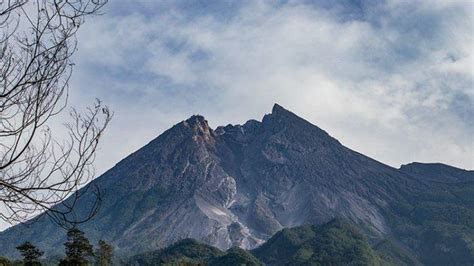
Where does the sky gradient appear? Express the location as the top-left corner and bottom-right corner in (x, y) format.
(70, 0), (473, 176)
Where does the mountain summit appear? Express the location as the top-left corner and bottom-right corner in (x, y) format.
(1, 104), (472, 265)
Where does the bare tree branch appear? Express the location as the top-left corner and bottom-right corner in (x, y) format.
(0, 0), (110, 228)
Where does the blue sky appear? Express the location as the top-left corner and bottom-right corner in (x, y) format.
(70, 0), (473, 174)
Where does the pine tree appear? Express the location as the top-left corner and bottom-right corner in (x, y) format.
(60, 228), (94, 266)
(16, 241), (44, 266)
(95, 240), (114, 266)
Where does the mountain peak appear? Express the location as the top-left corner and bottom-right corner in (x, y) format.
(272, 103), (286, 113)
(181, 115), (215, 144)
(263, 104), (336, 143)
(270, 103), (295, 118)
(183, 115), (209, 129)
(264, 103), (296, 122)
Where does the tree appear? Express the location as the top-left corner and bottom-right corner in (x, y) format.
(95, 240), (114, 266)
(0, 0), (111, 227)
(60, 227), (94, 266)
(0, 256), (11, 266)
(16, 241), (44, 266)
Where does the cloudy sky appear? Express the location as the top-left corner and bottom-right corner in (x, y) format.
(70, 0), (473, 175)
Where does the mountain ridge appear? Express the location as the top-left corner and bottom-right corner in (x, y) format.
(400, 162), (474, 183)
(0, 104), (472, 265)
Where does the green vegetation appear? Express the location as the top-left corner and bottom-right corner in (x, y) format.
(16, 242), (44, 266)
(95, 240), (114, 266)
(386, 181), (474, 265)
(59, 228), (95, 265)
(373, 240), (421, 266)
(128, 239), (224, 265)
(128, 239), (263, 266)
(4, 217), (468, 265)
(7, 228), (116, 266)
(2, 227), (114, 266)
(128, 219), (412, 266)
(209, 247), (262, 266)
(253, 219), (388, 266)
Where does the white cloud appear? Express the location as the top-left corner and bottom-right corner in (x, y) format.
(69, 0), (473, 178)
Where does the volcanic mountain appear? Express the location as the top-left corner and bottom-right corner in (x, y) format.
(0, 104), (472, 265)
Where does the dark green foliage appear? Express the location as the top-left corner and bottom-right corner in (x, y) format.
(59, 228), (94, 266)
(0, 257), (11, 266)
(253, 219), (383, 266)
(418, 222), (474, 266)
(251, 224), (315, 263)
(373, 240), (421, 266)
(386, 179), (474, 265)
(128, 239), (224, 265)
(16, 241), (43, 266)
(95, 240), (114, 266)
(127, 220), (423, 265)
(128, 239), (261, 265)
(209, 247), (262, 266)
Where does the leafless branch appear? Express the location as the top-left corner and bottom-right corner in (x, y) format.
(0, 0), (110, 228)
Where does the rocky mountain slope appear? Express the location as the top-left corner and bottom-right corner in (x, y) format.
(0, 104), (472, 264)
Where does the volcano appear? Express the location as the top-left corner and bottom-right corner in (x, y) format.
(1, 104), (472, 265)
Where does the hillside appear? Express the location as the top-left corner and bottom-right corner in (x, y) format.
(128, 238), (262, 265)
(253, 219), (379, 265)
(128, 220), (394, 266)
(127, 239), (224, 265)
